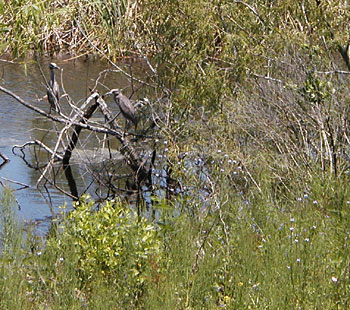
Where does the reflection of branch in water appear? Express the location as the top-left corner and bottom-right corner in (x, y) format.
(0, 151), (9, 169)
(63, 163), (79, 200)
(0, 177), (30, 190)
(12, 140), (63, 170)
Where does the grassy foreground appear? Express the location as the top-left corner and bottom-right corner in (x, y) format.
(1, 0), (350, 309)
(0, 178), (349, 309)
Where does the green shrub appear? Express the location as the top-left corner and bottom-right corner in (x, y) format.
(47, 196), (162, 294)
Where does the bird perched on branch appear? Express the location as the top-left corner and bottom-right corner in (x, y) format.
(106, 89), (138, 128)
(47, 62), (60, 113)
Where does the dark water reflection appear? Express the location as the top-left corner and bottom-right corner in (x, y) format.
(0, 55), (149, 231)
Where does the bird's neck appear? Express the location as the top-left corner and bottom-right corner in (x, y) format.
(50, 69), (56, 83)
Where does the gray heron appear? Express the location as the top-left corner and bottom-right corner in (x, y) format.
(47, 62), (60, 113)
(106, 89), (137, 128)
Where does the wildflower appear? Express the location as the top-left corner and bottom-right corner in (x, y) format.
(217, 149), (222, 153)
(297, 197), (302, 202)
(290, 227), (295, 232)
(290, 218), (295, 223)
(37, 251), (42, 256)
(331, 276), (338, 283)
(163, 140), (168, 145)
(287, 265), (291, 269)
(228, 159), (232, 164)
(296, 258), (301, 263)
(303, 194), (309, 199)
(304, 238), (310, 242)
(164, 148), (168, 152)
(220, 169), (225, 173)
(313, 200), (318, 205)
(294, 239), (299, 243)
(59, 257), (64, 262)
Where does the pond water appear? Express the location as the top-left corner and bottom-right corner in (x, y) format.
(0, 55), (147, 231)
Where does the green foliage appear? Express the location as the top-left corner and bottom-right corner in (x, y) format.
(0, 182), (349, 308)
(300, 72), (332, 106)
(47, 196), (162, 288)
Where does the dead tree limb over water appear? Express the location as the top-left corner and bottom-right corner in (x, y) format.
(0, 85), (152, 201)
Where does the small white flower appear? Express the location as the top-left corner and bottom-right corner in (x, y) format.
(296, 258), (301, 263)
(313, 200), (318, 205)
(331, 276), (338, 283)
(297, 197), (303, 202)
(217, 149), (222, 153)
(290, 218), (295, 223)
(37, 251), (42, 256)
(59, 257), (64, 262)
(303, 194), (309, 199)
(290, 227), (295, 232)
(304, 238), (310, 242)
(294, 239), (299, 243)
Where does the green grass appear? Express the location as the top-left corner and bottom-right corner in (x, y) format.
(0, 174), (349, 309)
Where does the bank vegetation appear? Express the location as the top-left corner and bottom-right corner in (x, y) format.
(0, 0), (350, 309)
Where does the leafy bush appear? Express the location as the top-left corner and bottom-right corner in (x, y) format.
(47, 196), (162, 290)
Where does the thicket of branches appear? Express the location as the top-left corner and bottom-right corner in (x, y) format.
(2, 1), (350, 206)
